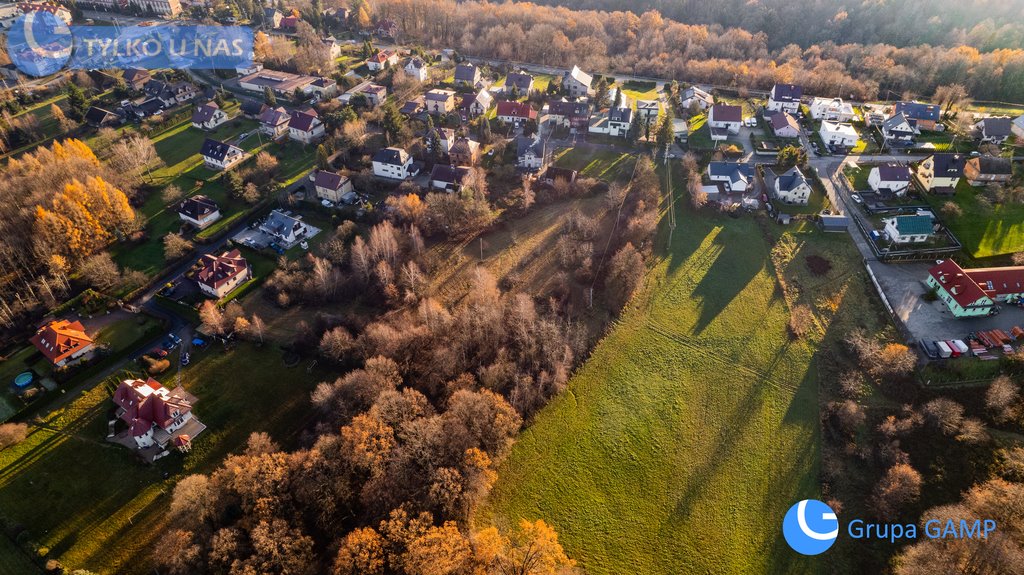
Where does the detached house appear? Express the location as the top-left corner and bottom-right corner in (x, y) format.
(241, 100), (267, 119)
(200, 138), (245, 170)
(366, 49), (398, 72)
(84, 106), (120, 127)
(454, 63), (481, 88)
(309, 77), (339, 99)
(191, 101), (228, 130)
(882, 113), (916, 146)
(196, 249), (251, 298)
(589, 106), (633, 137)
(261, 210), (310, 246)
(497, 100), (537, 126)
(681, 86), (714, 111)
(504, 71), (534, 95)
(515, 135), (550, 171)
(819, 121), (858, 148)
(461, 89), (493, 119)
(372, 147), (415, 180)
(894, 101), (941, 131)
(868, 163), (913, 197)
(706, 162), (755, 194)
(770, 166), (812, 205)
(448, 136), (480, 166)
(310, 170), (355, 204)
(917, 153), (966, 194)
(809, 97), (856, 122)
(404, 57), (429, 81)
(288, 108), (325, 144)
(767, 84), (802, 113)
(426, 127), (455, 155)
(429, 164), (471, 192)
(30, 319), (94, 368)
(975, 117), (1013, 144)
(123, 68), (151, 90)
(425, 89), (457, 115)
(340, 81), (387, 108)
(965, 156), (1013, 186)
(562, 66), (593, 98)
(258, 106), (290, 139)
(636, 100), (661, 122)
(1012, 114), (1024, 140)
(708, 104), (742, 137)
(113, 377), (203, 451)
(883, 215), (933, 244)
(767, 111), (800, 138)
(547, 100), (590, 133)
(178, 195), (221, 229)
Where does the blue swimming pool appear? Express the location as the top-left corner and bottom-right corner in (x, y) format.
(13, 371), (33, 389)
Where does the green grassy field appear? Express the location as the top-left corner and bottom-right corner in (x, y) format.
(921, 179), (1024, 258)
(553, 147), (636, 183)
(0, 343), (329, 574)
(476, 189), (874, 573)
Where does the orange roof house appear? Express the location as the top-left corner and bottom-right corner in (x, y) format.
(29, 319), (95, 367)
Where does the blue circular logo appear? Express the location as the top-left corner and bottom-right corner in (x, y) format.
(782, 499), (839, 555)
(7, 11), (73, 77)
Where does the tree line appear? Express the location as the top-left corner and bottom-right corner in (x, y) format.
(374, 0), (1024, 103)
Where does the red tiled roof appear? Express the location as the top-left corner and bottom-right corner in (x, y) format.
(197, 249), (249, 290)
(29, 319), (93, 364)
(497, 100), (536, 119)
(928, 259), (991, 308)
(113, 378), (193, 437)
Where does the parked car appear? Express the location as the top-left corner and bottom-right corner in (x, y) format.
(180, 352), (190, 366)
(150, 347), (168, 358)
(850, 193), (863, 204)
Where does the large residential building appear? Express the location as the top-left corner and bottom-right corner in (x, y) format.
(809, 97), (856, 122)
(372, 147), (414, 180)
(30, 319), (94, 367)
(239, 70), (317, 97)
(766, 84), (802, 113)
(113, 378), (202, 451)
(177, 195), (221, 229)
(589, 106), (633, 137)
(562, 65), (593, 98)
(200, 138), (245, 170)
(927, 259), (1024, 318)
(819, 121), (858, 148)
(196, 249), (251, 298)
(964, 156), (1013, 186)
(916, 153), (966, 194)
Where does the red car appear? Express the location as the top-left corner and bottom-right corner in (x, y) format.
(151, 348), (168, 358)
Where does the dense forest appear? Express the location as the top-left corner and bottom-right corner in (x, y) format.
(529, 0), (1024, 51)
(376, 0), (1024, 103)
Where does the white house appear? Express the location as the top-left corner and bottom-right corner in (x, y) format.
(636, 99), (660, 122)
(177, 195), (221, 229)
(589, 107), (633, 137)
(260, 210), (310, 246)
(196, 249), (251, 298)
(771, 166), (812, 205)
(366, 49), (399, 71)
(706, 162), (755, 193)
(681, 86), (713, 111)
(258, 106), (290, 139)
(562, 65), (593, 98)
(767, 84), (802, 114)
(975, 117), (1013, 144)
(818, 121), (858, 148)
(515, 135), (549, 171)
(404, 57), (429, 81)
(428, 164), (471, 192)
(768, 112), (801, 138)
(882, 113), (917, 146)
(497, 100), (536, 126)
(372, 147), (414, 180)
(461, 88), (493, 118)
(288, 109), (325, 144)
(883, 215), (933, 244)
(809, 97), (856, 122)
(708, 104), (742, 137)
(200, 138), (245, 170)
(868, 163), (913, 197)
(112, 378), (201, 450)
(309, 170), (355, 204)
(190, 102), (228, 130)
(916, 153), (966, 193)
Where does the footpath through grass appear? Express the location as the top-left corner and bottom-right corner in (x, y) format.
(477, 203), (845, 573)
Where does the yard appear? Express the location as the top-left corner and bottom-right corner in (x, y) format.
(553, 146), (637, 183)
(844, 165), (871, 190)
(477, 176), (879, 573)
(0, 343), (330, 575)
(617, 79), (659, 102)
(921, 179), (1024, 258)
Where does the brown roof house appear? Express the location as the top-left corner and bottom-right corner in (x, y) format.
(191, 101), (228, 130)
(30, 319), (94, 367)
(196, 249), (251, 298)
(965, 156), (1013, 186)
(309, 170), (355, 204)
(178, 195), (221, 229)
(448, 136), (480, 166)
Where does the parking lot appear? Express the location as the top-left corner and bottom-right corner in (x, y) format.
(868, 260), (1024, 342)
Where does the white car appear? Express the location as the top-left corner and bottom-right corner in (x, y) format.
(850, 193), (863, 204)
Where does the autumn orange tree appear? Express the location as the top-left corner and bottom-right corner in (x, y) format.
(34, 176), (136, 259)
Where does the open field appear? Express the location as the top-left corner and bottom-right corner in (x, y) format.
(0, 343), (329, 574)
(553, 147), (636, 183)
(478, 164), (879, 573)
(920, 179), (1024, 258)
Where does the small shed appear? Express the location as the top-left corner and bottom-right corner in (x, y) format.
(776, 213), (792, 225)
(819, 213), (849, 232)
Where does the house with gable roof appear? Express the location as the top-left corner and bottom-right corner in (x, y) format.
(196, 249), (251, 298)
(112, 377), (205, 452)
(767, 84), (802, 114)
(30, 319), (95, 367)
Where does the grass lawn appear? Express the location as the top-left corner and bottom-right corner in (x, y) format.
(477, 165), (876, 573)
(0, 535), (41, 575)
(0, 346), (45, 422)
(913, 130), (975, 153)
(921, 179), (1024, 258)
(553, 147), (636, 183)
(844, 165), (871, 191)
(0, 343), (330, 575)
(618, 80), (659, 102)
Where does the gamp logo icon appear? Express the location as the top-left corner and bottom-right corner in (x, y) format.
(782, 499), (839, 555)
(7, 10), (73, 77)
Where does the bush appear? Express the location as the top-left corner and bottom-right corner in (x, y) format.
(0, 423), (29, 449)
